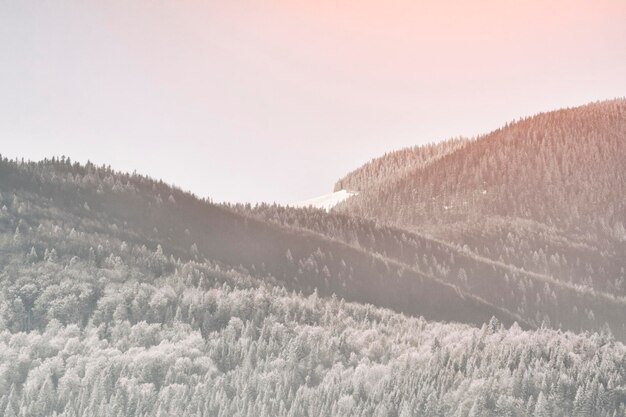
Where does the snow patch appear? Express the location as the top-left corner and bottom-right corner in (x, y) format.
(290, 190), (358, 211)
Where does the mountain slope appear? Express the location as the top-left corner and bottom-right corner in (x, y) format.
(1, 160), (625, 417)
(337, 99), (626, 235)
(334, 137), (468, 193)
(234, 203), (626, 340)
(0, 156), (520, 330)
(334, 99), (626, 304)
(2, 221), (624, 416)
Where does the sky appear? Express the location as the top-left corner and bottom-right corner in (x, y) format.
(1, 1), (625, 204)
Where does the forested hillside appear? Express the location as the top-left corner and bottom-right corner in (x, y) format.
(336, 100), (626, 239)
(332, 99), (626, 329)
(1, 159), (625, 417)
(233, 204), (626, 340)
(334, 138), (468, 193)
(0, 157), (515, 329)
(1, 100), (625, 417)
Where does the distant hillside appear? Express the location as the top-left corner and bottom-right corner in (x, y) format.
(336, 99), (626, 238)
(234, 203), (626, 340)
(1, 159), (626, 417)
(334, 137), (468, 192)
(333, 99), (626, 314)
(2, 99), (626, 417)
(0, 156), (517, 331)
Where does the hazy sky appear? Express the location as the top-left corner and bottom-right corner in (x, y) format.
(2, 1), (625, 203)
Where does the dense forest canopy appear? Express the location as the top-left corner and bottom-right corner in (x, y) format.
(336, 100), (626, 239)
(1, 99), (626, 416)
(331, 99), (626, 336)
(1, 162), (625, 416)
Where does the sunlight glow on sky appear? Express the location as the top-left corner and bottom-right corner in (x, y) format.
(1, 0), (625, 203)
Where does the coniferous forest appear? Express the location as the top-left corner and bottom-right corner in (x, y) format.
(1, 100), (626, 416)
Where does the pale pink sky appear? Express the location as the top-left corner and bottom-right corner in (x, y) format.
(1, 0), (625, 203)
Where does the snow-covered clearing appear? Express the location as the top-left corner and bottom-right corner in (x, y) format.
(290, 190), (358, 211)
